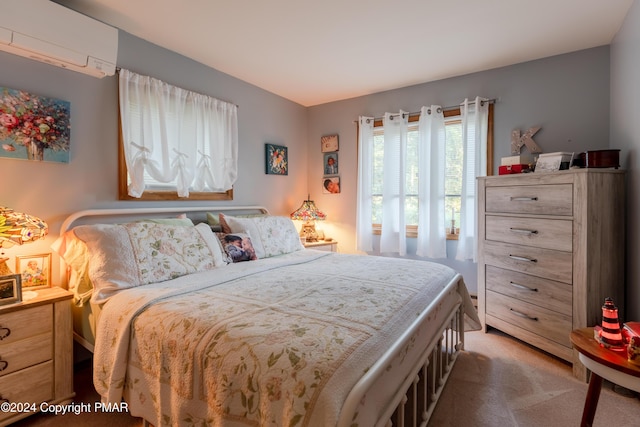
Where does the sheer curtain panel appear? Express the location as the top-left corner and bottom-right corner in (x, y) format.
(119, 69), (238, 198)
(416, 106), (447, 258)
(455, 97), (489, 261)
(356, 116), (375, 252)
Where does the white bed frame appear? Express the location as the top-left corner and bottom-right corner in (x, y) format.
(59, 206), (466, 427)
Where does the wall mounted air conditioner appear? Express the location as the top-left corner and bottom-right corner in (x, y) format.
(0, 0), (118, 78)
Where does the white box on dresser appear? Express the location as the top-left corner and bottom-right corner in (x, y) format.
(477, 169), (625, 381)
(0, 287), (74, 426)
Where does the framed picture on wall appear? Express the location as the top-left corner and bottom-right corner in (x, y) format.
(265, 143), (288, 175)
(322, 176), (340, 194)
(324, 152), (338, 175)
(321, 134), (339, 153)
(16, 253), (51, 290)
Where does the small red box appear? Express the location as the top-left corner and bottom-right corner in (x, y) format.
(499, 164), (530, 175)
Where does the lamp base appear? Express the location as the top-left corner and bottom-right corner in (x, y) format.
(300, 221), (319, 242)
(0, 257), (12, 276)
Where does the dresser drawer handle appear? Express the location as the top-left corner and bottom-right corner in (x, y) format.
(0, 359), (7, 372)
(509, 227), (538, 235)
(508, 254), (537, 263)
(509, 308), (539, 321)
(510, 196), (538, 202)
(509, 282), (538, 292)
(0, 327), (10, 340)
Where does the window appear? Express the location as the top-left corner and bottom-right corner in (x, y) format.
(357, 100), (493, 261)
(118, 69), (238, 201)
(368, 105), (492, 239)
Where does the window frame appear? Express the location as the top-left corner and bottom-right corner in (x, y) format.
(369, 104), (494, 239)
(116, 88), (234, 201)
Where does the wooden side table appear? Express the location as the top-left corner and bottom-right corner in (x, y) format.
(570, 327), (640, 427)
(303, 240), (337, 252)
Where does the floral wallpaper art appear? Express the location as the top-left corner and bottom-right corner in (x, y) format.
(0, 87), (70, 163)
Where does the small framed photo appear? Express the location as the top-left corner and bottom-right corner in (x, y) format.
(321, 134), (339, 153)
(322, 176), (340, 194)
(265, 143), (288, 175)
(324, 152), (338, 175)
(0, 274), (22, 306)
(16, 253), (51, 290)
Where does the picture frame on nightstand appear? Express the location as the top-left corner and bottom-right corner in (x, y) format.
(0, 274), (22, 306)
(16, 253), (51, 290)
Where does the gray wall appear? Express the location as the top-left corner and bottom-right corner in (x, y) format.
(0, 31), (308, 282)
(611, 0), (640, 320)
(307, 47), (611, 294)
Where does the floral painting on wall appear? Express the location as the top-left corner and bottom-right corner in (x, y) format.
(0, 87), (70, 163)
(265, 143), (288, 175)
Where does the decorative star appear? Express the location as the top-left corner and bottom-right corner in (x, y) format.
(511, 126), (542, 154)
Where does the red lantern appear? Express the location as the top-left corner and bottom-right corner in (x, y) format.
(600, 297), (625, 350)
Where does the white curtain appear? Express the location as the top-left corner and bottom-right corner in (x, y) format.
(356, 116), (374, 252)
(455, 97), (489, 261)
(119, 69), (238, 198)
(416, 105), (447, 258)
(380, 111), (408, 255)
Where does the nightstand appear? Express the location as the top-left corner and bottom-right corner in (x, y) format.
(303, 240), (338, 252)
(0, 287), (74, 425)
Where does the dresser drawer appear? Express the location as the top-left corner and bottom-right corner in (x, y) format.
(486, 266), (572, 313)
(486, 291), (572, 347)
(0, 332), (52, 377)
(485, 216), (572, 251)
(0, 305), (52, 344)
(485, 184), (573, 215)
(0, 361), (53, 423)
(483, 240), (572, 284)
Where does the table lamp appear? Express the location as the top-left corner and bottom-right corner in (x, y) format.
(290, 196), (326, 242)
(0, 207), (49, 274)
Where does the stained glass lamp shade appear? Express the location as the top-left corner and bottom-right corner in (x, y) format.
(0, 207), (48, 274)
(290, 197), (326, 242)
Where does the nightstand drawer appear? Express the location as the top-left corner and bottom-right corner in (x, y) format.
(0, 305), (52, 344)
(485, 184), (573, 215)
(486, 291), (572, 347)
(483, 240), (572, 284)
(0, 332), (52, 377)
(0, 361), (53, 423)
(486, 266), (572, 313)
(485, 216), (572, 251)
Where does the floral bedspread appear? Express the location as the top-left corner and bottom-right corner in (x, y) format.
(93, 250), (476, 427)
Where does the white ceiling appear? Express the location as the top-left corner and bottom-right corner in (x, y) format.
(57, 0), (633, 107)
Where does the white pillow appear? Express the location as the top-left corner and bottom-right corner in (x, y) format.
(74, 222), (225, 304)
(221, 215), (304, 258)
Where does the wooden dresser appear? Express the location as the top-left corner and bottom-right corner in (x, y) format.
(0, 287), (74, 425)
(477, 169), (625, 379)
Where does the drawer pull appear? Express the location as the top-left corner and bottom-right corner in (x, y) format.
(508, 254), (538, 263)
(509, 282), (539, 292)
(509, 308), (539, 321)
(510, 196), (538, 202)
(509, 227), (538, 235)
(0, 327), (9, 340)
(0, 359), (6, 372)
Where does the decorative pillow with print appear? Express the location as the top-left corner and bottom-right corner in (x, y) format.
(218, 232), (259, 263)
(220, 214), (304, 258)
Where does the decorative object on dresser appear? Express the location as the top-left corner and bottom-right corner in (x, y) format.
(510, 126), (542, 155)
(16, 253), (51, 290)
(0, 274), (21, 306)
(0, 287), (74, 425)
(477, 169), (625, 381)
(290, 196), (327, 242)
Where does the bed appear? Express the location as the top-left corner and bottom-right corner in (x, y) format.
(54, 206), (480, 427)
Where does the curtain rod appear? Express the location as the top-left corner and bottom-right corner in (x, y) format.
(354, 98), (496, 124)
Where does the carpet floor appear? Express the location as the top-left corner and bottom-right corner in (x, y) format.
(10, 329), (640, 426)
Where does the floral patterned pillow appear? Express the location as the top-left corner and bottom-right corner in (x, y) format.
(74, 222), (226, 304)
(220, 215), (304, 258)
